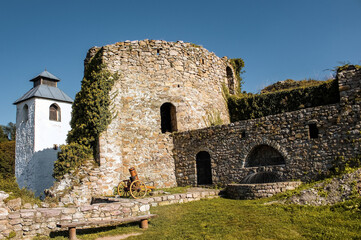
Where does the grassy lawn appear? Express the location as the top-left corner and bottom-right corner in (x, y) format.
(44, 197), (361, 240)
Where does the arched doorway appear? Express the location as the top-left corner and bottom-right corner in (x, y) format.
(160, 102), (177, 133)
(196, 151), (212, 185)
(245, 144), (285, 167)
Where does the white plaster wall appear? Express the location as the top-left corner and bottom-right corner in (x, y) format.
(15, 97), (72, 197)
(33, 98), (72, 151)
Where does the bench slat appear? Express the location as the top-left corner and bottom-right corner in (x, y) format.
(57, 214), (157, 228)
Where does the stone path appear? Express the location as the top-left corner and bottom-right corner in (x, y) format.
(95, 232), (143, 240)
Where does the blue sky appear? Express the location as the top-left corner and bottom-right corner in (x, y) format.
(1, 0), (360, 126)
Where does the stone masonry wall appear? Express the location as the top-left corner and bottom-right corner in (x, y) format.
(173, 68), (361, 186)
(50, 40), (233, 202)
(226, 181), (302, 200)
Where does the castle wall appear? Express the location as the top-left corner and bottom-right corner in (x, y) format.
(83, 40), (231, 194)
(173, 68), (361, 186)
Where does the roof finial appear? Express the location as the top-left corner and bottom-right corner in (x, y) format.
(45, 67), (47, 71)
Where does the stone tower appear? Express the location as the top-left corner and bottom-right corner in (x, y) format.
(79, 40), (236, 194)
(14, 70), (73, 197)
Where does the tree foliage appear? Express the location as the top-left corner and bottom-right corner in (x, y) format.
(0, 141), (15, 178)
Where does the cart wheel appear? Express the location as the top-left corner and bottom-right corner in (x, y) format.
(117, 181), (129, 197)
(129, 180), (147, 199)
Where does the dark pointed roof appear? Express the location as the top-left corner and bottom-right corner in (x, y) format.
(30, 70), (60, 82)
(14, 85), (73, 104)
(14, 70), (73, 105)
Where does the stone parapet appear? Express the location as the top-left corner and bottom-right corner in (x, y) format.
(226, 182), (302, 200)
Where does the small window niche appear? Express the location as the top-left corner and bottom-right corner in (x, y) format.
(23, 104), (29, 122)
(241, 130), (246, 138)
(308, 124), (319, 139)
(160, 102), (177, 133)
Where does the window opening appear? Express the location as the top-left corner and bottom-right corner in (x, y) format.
(49, 104), (61, 122)
(161, 103), (177, 133)
(308, 124), (318, 139)
(23, 104), (29, 122)
(157, 49), (160, 56)
(226, 66), (235, 94)
(241, 130), (246, 138)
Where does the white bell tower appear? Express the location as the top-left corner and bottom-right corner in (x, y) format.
(14, 70), (73, 197)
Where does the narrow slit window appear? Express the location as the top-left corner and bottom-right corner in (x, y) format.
(241, 130), (246, 138)
(308, 124), (318, 139)
(157, 49), (160, 56)
(23, 104), (29, 122)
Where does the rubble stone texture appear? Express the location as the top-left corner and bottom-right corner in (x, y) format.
(173, 68), (361, 186)
(48, 40), (233, 203)
(226, 181), (302, 199)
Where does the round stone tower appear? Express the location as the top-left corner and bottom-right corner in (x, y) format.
(85, 40), (236, 193)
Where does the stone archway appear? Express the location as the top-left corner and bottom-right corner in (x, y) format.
(245, 144), (285, 167)
(196, 151), (212, 185)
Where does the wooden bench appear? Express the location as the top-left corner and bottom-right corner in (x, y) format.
(57, 214), (157, 240)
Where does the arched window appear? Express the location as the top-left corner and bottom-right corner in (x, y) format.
(23, 104), (29, 122)
(49, 104), (61, 122)
(246, 145), (285, 167)
(226, 66), (235, 94)
(160, 102), (177, 133)
(196, 151), (212, 185)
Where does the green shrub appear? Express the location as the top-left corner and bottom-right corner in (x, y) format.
(261, 79), (327, 94)
(0, 176), (41, 205)
(53, 143), (92, 179)
(228, 79), (340, 122)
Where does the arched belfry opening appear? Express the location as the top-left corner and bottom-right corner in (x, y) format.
(196, 151), (212, 185)
(160, 102), (177, 133)
(246, 145), (285, 167)
(49, 103), (61, 122)
(226, 66), (235, 94)
(23, 104), (29, 122)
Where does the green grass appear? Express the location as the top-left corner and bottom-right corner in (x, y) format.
(40, 197), (361, 240)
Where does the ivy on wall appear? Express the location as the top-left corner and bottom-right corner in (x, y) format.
(229, 58), (245, 93)
(227, 79), (340, 122)
(53, 48), (118, 179)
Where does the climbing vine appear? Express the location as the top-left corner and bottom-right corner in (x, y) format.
(53, 47), (118, 179)
(229, 58), (245, 93)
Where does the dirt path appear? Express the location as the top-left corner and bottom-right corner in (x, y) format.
(95, 232), (143, 240)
